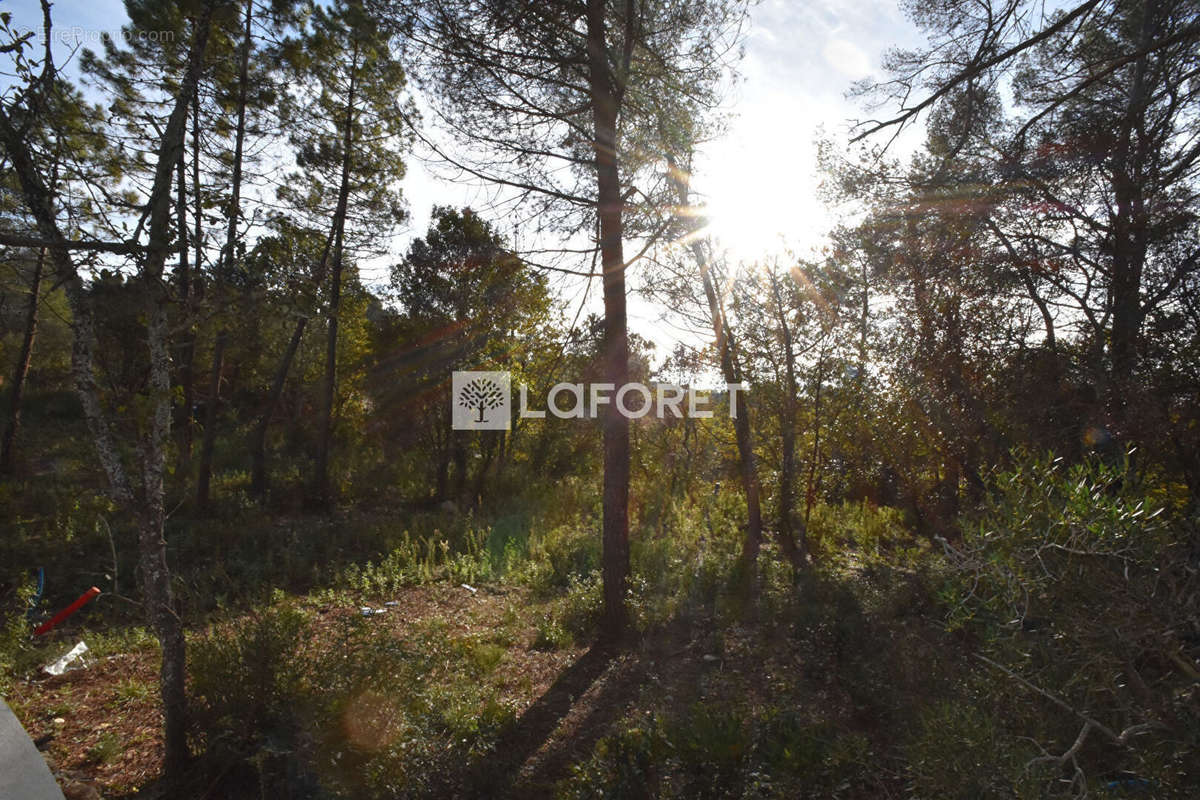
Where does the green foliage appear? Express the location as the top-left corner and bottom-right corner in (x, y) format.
(520, 522), (602, 597)
(83, 626), (158, 659)
(906, 699), (1032, 799)
(561, 722), (669, 799)
(189, 590), (531, 798)
(190, 597), (311, 768)
(806, 500), (912, 562)
(0, 574), (34, 694)
(86, 731), (123, 765)
(340, 526), (492, 598)
(111, 677), (154, 706)
(562, 703), (877, 799)
(934, 450), (1200, 795)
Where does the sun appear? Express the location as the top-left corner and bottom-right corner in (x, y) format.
(685, 110), (834, 264)
(696, 167), (830, 265)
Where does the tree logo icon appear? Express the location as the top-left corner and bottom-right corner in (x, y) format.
(451, 371), (511, 430)
(459, 377), (504, 422)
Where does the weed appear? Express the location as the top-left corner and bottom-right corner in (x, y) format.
(86, 731), (123, 765)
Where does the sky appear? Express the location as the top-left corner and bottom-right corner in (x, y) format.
(695, 0), (920, 261)
(2, 0), (926, 354)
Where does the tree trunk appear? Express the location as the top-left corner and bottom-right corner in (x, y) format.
(1107, 0), (1155, 438)
(312, 43), (358, 506)
(719, 288), (763, 567)
(1, 247), (45, 474)
(804, 352), (825, 533)
(0, 111), (135, 505)
(139, 7), (215, 774)
(588, 0), (630, 644)
(452, 431), (468, 502)
(251, 12), (351, 501)
(250, 316), (306, 495)
(195, 331), (226, 510)
(196, 0), (252, 507)
(174, 153), (195, 478)
(768, 268), (808, 569)
(1, 0), (210, 769)
(667, 153), (765, 568)
(472, 430), (498, 505)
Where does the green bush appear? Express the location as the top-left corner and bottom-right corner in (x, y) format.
(807, 500), (911, 563)
(340, 526), (492, 598)
(0, 574), (34, 694)
(523, 523), (601, 595)
(189, 596), (311, 776)
(936, 450), (1200, 795)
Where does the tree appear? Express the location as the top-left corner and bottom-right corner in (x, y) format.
(0, 247), (44, 473)
(662, 154), (770, 573)
(252, 0), (409, 502)
(0, 0), (216, 776)
(194, 0), (257, 511)
(383, 206), (549, 504)
(412, 0), (748, 641)
(852, 0), (1200, 452)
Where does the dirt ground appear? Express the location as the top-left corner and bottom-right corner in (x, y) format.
(9, 583), (589, 799)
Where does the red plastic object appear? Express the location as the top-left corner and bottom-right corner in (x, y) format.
(33, 586), (101, 636)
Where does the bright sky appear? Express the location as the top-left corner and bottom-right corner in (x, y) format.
(3, 0), (924, 352)
(695, 0), (920, 262)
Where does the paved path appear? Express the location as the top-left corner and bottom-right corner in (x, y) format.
(0, 699), (64, 800)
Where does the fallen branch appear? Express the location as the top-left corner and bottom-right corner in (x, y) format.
(975, 653), (1168, 746)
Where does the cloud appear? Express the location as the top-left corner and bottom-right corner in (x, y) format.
(822, 39), (873, 78)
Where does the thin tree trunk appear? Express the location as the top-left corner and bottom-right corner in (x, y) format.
(804, 352), (825, 533)
(250, 317), (306, 495)
(0, 111), (135, 505)
(196, 0), (253, 508)
(248, 178), (344, 498)
(987, 221), (1056, 351)
(175, 153), (195, 477)
(195, 331), (226, 510)
(249, 4), (357, 501)
(669, 156), (763, 568)
(191, 81), (203, 288)
(768, 268), (808, 568)
(0, 2), (211, 770)
(313, 42), (359, 505)
(588, 0), (630, 644)
(472, 430), (498, 505)
(1, 247), (45, 474)
(1107, 0), (1155, 437)
(139, 7), (215, 774)
(452, 432), (468, 502)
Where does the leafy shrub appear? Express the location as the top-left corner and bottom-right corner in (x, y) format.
(189, 596), (312, 781)
(807, 500), (911, 563)
(341, 527), (492, 598)
(86, 731), (123, 765)
(560, 721), (668, 799)
(522, 522), (601, 595)
(668, 702), (748, 792)
(533, 614), (572, 650)
(936, 451), (1200, 795)
(0, 574), (34, 693)
(906, 698), (1033, 799)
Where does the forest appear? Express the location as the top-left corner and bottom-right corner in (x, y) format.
(0, 0), (1198, 797)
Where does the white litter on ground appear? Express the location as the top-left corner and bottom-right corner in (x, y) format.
(43, 642), (88, 676)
